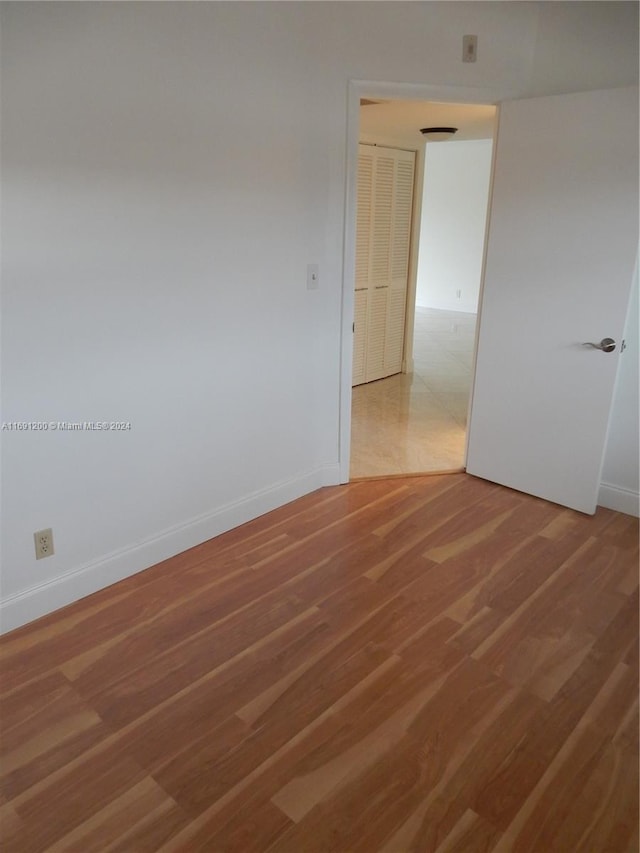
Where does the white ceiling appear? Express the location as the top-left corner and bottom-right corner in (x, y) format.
(359, 99), (497, 147)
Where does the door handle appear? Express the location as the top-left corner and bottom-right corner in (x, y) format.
(582, 337), (616, 353)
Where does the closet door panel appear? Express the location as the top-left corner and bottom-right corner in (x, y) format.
(355, 150), (374, 290)
(352, 288), (368, 386)
(370, 154), (394, 286)
(365, 286), (389, 382)
(353, 145), (415, 386)
(384, 287), (407, 374)
(390, 153), (415, 286)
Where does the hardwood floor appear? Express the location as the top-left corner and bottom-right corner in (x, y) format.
(1, 474), (638, 852)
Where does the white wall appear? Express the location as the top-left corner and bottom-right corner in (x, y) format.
(600, 262), (640, 516)
(416, 139), (493, 313)
(2, 2), (638, 631)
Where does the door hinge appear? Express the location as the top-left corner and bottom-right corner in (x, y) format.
(621, 339), (627, 352)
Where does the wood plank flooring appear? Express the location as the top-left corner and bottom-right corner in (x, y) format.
(1, 473), (638, 852)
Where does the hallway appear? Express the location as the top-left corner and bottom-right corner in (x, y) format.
(350, 307), (476, 478)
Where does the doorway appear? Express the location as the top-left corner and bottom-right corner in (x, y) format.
(348, 96), (496, 479)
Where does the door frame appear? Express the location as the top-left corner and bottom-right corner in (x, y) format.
(339, 79), (515, 483)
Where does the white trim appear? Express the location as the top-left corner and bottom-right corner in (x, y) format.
(598, 483), (640, 517)
(403, 142), (424, 380)
(464, 105), (502, 466)
(0, 465), (340, 635)
(338, 81), (360, 483)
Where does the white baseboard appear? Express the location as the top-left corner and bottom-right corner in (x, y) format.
(0, 464), (341, 635)
(598, 482), (640, 517)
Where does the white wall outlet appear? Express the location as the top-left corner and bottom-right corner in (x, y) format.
(463, 35), (477, 63)
(307, 263), (319, 290)
(34, 528), (54, 559)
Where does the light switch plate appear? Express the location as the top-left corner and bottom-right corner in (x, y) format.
(463, 35), (477, 63)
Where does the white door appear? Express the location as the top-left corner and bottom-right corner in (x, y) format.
(352, 144), (415, 386)
(467, 86), (638, 514)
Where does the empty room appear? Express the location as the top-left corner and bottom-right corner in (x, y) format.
(1, 2), (638, 851)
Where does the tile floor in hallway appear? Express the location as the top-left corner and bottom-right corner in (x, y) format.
(350, 307), (477, 478)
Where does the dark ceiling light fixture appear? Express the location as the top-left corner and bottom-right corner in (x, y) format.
(420, 127), (458, 141)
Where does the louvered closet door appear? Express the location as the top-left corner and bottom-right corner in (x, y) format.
(367, 151), (395, 381)
(352, 148), (373, 385)
(385, 151), (414, 374)
(352, 289), (368, 385)
(352, 145), (415, 386)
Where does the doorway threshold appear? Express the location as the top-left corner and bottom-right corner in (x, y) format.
(350, 467), (465, 483)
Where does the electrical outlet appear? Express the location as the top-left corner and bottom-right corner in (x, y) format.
(34, 528), (54, 559)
